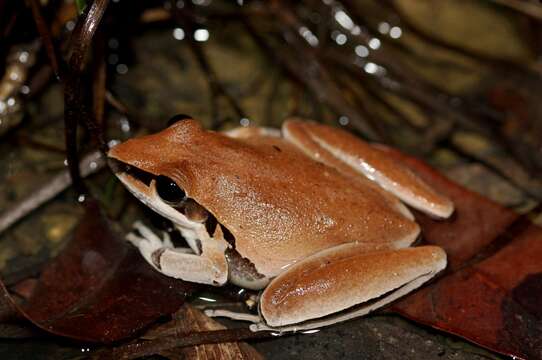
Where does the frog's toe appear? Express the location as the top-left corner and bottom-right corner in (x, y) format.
(161, 231), (174, 248)
(126, 231), (161, 269)
(132, 221), (164, 248)
(126, 232), (144, 247)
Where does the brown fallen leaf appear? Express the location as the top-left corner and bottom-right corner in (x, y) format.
(0, 200), (195, 343)
(143, 304), (263, 360)
(385, 148), (542, 360)
(0, 281), (42, 339)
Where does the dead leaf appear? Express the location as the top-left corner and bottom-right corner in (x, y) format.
(386, 149), (542, 360)
(1, 200), (195, 343)
(0, 281), (41, 339)
(144, 304), (263, 360)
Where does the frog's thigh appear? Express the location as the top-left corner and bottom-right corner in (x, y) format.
(128, 222), (228, 286)
(258, 244), (446, 329)
(283, 119), (454, 219)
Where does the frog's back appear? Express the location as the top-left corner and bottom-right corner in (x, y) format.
(175, 125), (420, 277)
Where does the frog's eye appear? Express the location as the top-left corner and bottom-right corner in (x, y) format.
(156, 175), (186, 205)
(167, 114), (192, 127)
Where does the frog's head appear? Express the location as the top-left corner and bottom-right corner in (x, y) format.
(108, 119), (211, 228)
(107, 117), (273, 288)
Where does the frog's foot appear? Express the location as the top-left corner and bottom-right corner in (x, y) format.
(204, 309), (261, 323)
(126, 221), (175, 267)
(126, 221), (228, 286)
(254, 244), (446, 332)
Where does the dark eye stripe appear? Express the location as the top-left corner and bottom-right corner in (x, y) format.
(156, 175), (186, 204)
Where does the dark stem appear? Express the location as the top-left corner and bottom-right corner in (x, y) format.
(25, 0), (64, 80)
(63, 0), (109, 196)
(95, 328), (275, 359)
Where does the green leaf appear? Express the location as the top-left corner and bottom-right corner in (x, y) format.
(75, 0), (87, 15)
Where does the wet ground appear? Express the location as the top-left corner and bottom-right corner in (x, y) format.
(1, 0), (540, 358)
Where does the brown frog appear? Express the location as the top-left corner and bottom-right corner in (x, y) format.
(108, 118), (453, 332)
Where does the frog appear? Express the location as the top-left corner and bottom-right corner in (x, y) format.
(107, 116), (453, 332)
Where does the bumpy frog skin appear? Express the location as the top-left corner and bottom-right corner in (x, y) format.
(108, 118), (453, 332)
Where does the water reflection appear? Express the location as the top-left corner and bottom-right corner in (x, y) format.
(194, 29), (210, 42)
(192, 0), (212, 6)
(334, 10), (354, 31)
(119, 116), (131, 133)
(173, 27), (185, 40)
(339, 116), (349, 126)
(378, 22), (390, 34)
(299, 26), (319, 47)
(116, 63), (128, 74)
(390, 26), (402, 39)
(66, 20), (75, 31)
(355, 45), (369, 58)
(368, 38), (381, 50)
(332, 31), (347, 45)
(363, 62), (385, 76)
(198, 296), (217, 302)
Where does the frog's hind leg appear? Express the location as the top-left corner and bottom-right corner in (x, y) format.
(252, 243), (446, 332)
(283, 119), (454, 219)
(127, 221), (229, 286)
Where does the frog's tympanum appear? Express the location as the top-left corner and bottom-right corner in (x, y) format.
(108, 118), (453, 332)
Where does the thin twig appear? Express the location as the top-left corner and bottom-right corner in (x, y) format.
(0, 151), (105, 235)
(264, 71), (281, 126)
(489, 0), (542, 21)
(92, 30), (107, 133)
(64, 0), (109, 196)
(243, 17), (378, 139)
(172, 7), (247, 127)
(269, 2), (380, 139)
(94, 328), (275, 360)
(12, 133), (66, 154)
(448, 139), (542, 200)
(373, 0), (534, 71)
(25, 0), (63, 79)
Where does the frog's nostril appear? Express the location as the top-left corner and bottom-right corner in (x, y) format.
(156, 175), (186, 205)
(167, 113), (193, 127)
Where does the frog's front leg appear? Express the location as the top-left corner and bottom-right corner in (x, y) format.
(127, 221), (229, 286)
(253, 244), (446, 332)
